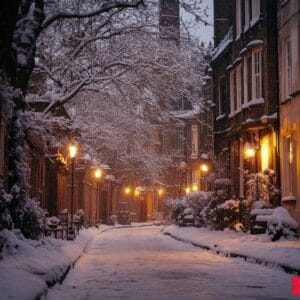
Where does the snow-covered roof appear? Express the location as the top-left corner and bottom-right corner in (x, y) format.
(172, 106), (202, 120)
(212, 27), (233, 61)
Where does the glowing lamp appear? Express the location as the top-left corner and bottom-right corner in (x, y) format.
(192, 185), (198, 192)
(95, 168), (102, 179)
(200, 163), (209, 173)
(185, 187), (190, 194)
(125, 187), (131, 195)
(69, 145), (77, 159)
(158, 188), (164, 197)
(244, 142), (256, 159)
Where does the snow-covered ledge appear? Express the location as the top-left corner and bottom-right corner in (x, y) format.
(282, 195), (297, 203)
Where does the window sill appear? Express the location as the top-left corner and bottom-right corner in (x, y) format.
(282, 195), (296, 203)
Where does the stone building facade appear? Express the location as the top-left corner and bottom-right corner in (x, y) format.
(212, 0), (280, 200)
(277, 0), (300, 223)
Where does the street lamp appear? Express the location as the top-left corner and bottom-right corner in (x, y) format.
(158, 188), (164, 197)
(244, 142), (259, 201)
(200, 163), (209, 173)
(124, 187), (131, 195)
(94, 168), (102, 225)
(69, 143), (77, 239)
(105, 174), (115, 223)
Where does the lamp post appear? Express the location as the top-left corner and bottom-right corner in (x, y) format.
(94, 168), (102, 225)
(244, 142), (259, 201)
(105, 174), (114, 223)
(69, 144), (77, 238)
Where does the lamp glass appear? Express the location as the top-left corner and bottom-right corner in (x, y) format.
(192, 184), (198, 192)
(95, 168), (102, 179)
(69, 145), (77, 158)
(200, 164), (208, 173)
(158, 188), (164, 197)
(244, 146), (255, 159)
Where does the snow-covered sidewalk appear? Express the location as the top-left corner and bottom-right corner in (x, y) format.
(163, 225), (300, 274)
(0, 226), (111, 300)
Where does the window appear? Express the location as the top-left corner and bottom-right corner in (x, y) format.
(284, 135), (296, 196)
(244, 0), (250, 30)
(243, 57), (249, 105)
(174, 127), (185, 155)
(236, 64), (242, 110)
(190, 124), (198, 158)
(285, 38), (292, 98)
(251, 0), (260, 22)
(236, 0), (242, 38)
(247, 55), (252, 101)
(230, 71), (237, 114)
(218, 76), (226, 116)
(252, 49), (262, 99)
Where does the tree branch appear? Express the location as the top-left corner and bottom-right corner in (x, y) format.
(41, 0), (145, 31)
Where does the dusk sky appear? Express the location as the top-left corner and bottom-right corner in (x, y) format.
(182, 0), (214, 44)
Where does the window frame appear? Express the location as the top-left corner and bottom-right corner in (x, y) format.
(217, 75), (226, 116)
(252, 48), (263, 100)
(284, 37), (292, 99)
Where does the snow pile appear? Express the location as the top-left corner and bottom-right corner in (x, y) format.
(0, 227), (101, 300)
(267, 207), (298, 241)
(163, 225), (300, 272)
(268, 207), (298, 229)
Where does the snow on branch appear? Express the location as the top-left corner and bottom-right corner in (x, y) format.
(41, 0), (145, 30)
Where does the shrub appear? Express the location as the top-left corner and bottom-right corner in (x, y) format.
(209, 199), (241, 230)
(164, 191), (212, 226)
(267, 207), (298, 241)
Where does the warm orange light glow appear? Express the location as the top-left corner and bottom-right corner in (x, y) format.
(158, 188), (164, 197)
(124, 187), (131, 195)
(261, 136), (269, 171)
(244, 143), (256, 159)
(95, 168), (102, 179)
(69, 145), (77, 158)
(192, 185), (198, 192)
(200, 163), (209, 173)
(134, 187), (140, 196)
(185, 187), (190, 194)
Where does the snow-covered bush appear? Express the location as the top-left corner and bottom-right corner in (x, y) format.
(164, 192), (212, 226)
(0, 183), (12, 231)
(21, 199), (46, 240)
(209, 199), (241, 231)
(244, 169), (280, 207)
(267, 207), (298, 241)
(199, 189), (228, 228)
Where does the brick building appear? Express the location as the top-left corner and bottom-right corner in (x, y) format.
(212, 0), (280, 200)
(277, 0), (300, 223)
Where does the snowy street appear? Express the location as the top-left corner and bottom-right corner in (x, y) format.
(44, 226), (294, 300)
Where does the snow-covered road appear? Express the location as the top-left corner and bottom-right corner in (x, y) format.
(44, 226), (294, 300)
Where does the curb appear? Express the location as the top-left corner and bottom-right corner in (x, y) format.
(163, 231), (300, 276)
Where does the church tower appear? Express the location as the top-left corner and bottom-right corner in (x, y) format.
(159, 0), (180, 43)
